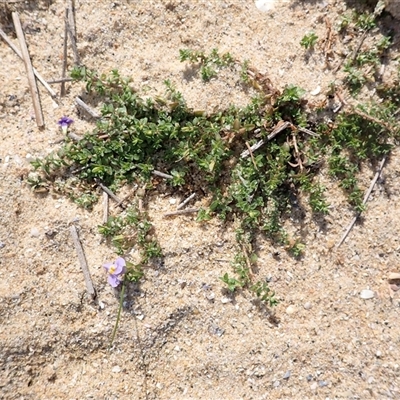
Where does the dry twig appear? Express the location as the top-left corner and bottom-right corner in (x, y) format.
(291, 132), (304, 172)
(297, 126), (319, 137)
(240, 121), (291, 158)
(67, 1), (80, 65)
(163, 208), (199, 217)
(103, 191), (109, 224)
(337, 89), (397, 133)
(323, 17), (335, 67)
(12, 12), (44, 127)
(336, 155), (387, 248)
(75, 96), (101, 119)
(350, 30), (369, 65)
(67, 0), (76, 36)
(136, 186), (146, 213)
(241, 243), (254, 279)
(48, 77), (74, 84)
(177, 193), (196, 210)
(52, 132), (82, 143)
(70, 224), (96, 299)
(152, 170), (173, 179)
(61, 8), (69, 97)
(97, 182), (125, 209)
(0, 28), (57, 98)
(245, 141), (258, 169)
(67, 20), (80, 66)
(352, 108), (395, 133)
(67, 132), (83, 141)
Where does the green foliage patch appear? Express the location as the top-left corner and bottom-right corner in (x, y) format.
(29, 44), (399, 305)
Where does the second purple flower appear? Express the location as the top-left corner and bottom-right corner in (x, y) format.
(103, 257), (126, 287)
(58, 116), (74, 134)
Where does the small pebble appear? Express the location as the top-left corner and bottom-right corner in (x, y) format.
(389, 284), (399, 292)
(45, 230), (57, 239)
(306, 374), (313, 382)
(206, 292), (215, 300)
(169, 198), (176, 205)
(388, 272), (400, 281)
(30, 228), (40, 238)
(310, 86), (321, 96)
(209, 324), (224, 337)
(286, 305), (297, 315)
(318, 380), (328, 387)
(360, 289), (374, 300)
(273, 380), (280, 388)
(13, 155), (23, 165)
(376, 350), (382, 358)
(179, 280), (187, 289)
(221, 297), (232, 304)
(303, 302), (312, 310)
(111, 366), (121, 373)
(283, 370), (291, 379)
(255, 0), (278, 12)
(310, 382), (318, 390)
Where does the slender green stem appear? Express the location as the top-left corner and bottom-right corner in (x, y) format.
(109, 282), (125, 349)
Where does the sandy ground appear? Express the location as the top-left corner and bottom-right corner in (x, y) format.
(1, 0), (400, 399)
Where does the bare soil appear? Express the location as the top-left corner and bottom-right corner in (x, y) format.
(1, 1), (400, 399)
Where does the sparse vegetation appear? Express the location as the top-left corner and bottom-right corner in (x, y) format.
(300, 32), (318, 50)
(29, 32), (400, 304)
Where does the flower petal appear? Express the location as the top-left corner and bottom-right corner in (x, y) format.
(107, 274), (120, 287)
(58, 116), (74, 126)
(115, 257), (126, 268)
(103, 262), (113, 272)
(114, 257), (126, 274)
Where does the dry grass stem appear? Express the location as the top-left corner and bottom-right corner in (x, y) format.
(245, 141), (258, 169)
(69, 224), (96, 299)
(12, 12), (44, 127)
(103, 192), (109, 224)
(336, 155), (387, 248)
(0, 28), (57, 98)
(177, 193), (196, 210)
(75, 96), (100, 119)
(48, 77), (74, 84)
(61, 8), (69, 97)
(163, 208), (199, 217)
(98, 182), (125, 209)
(152, 170), (173, 179)
(240, 121), (291, 158)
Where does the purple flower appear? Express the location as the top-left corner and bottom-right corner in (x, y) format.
(58, 116), (74, 133)
(103, 257), (126, 287)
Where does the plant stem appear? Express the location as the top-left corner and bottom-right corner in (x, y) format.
(109, 282), (125, 349)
